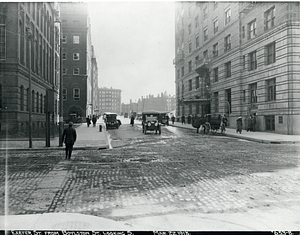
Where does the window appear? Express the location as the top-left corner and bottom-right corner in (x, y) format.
(73, 88), (80, 101)
(265, 115), (275, 131)
(189, 79), (192, 91)
(278, 116), (283, 124)
(20, 86), (24, 111)
(0, 25), (6, 60)
(195, 15), (199, 28)
(249, 50), (257, 70)
(73, 52), (79, 60)
(226, 89), (231, 113)
(213, 43), (218, 57)
(63, 88), (67, 100)
(36, 92), (39, 113)
(203, 50), (208, 60)
(189, 41), (192, 53)
(195, 76), (200, 89)
(243, 90), (246, 102)
(204, 28), (208, 41)
(248, 19), (256, 39)
(214, 92), (219, 113)
(243, 55), (246, 69)
(224, 34), (231, 52)
(250, 83), (257, 103)
(213, 67), (218, 82)
(62, 52), (67, 60)
(188, 24), (192, 35)
(203, 7), (208, 20)
(267, 78), (276, 101)
(225, 61), (231, 78)
(225, 8), (231, 25)
(266, 42), (276, 65)
(40, 94), (43, 113)
(195, 56), (199, 66)
(73, 35), (80, 44)
(195, 35), (199, 48)
(213, 19), (218, 34)
(63, 68), (67, 75)
(62, 35), (67, 43)
(181, 66), (184, 77)
(188, 61), (192, 73)
(242, 26), (245, 39)
(265, 6), (275, 31)
(73, 68), (80, 75)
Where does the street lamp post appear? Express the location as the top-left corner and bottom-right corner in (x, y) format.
(26, 26), (33, 148)
(55, 20), (64, 147)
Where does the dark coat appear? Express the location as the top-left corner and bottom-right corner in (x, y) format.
(62, 126), (77, 145)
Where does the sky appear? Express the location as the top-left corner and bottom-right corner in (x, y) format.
(88, 1), (176, 104)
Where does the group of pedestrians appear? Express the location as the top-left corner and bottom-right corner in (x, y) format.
(86, 115), (97, 127)
(236, 113), (257, 134)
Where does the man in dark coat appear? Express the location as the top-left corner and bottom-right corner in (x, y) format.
(62, 122), (77, 159)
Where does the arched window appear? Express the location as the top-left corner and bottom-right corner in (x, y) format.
(20, 86), (24, 111)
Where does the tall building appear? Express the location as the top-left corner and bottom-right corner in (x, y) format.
(60, 2), (94, 121)
(98, 87), (121, 115)
(0, 3), (60, 133)
(174, 2), (300, 134)
(91, 45), (99, 116)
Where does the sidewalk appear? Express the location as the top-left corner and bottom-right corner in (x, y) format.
(169, 122), (300, 144)
(0, 119), (109, 151)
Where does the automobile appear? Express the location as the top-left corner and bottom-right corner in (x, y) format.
(158, 111), (169, 125)
(103, 112), (120, 129)
(142, 111), (161, 134)
(68, 113), (82, 123)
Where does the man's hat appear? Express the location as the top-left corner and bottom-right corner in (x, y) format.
(69, 122), (73, 126)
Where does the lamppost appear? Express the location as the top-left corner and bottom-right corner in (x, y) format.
(26, 26), (33, 148)
(54, 20), (64, 147)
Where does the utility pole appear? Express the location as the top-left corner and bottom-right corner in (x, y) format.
(26, 26), (33, 148)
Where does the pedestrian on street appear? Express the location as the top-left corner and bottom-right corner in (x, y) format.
(171, 115), (175, 124)
(187, 114), (192, 124)
(166, 115), (169, 126)
(92, 115), (97, 127)
(246, 114), (253, 132)
(62, 122), (77, 160)
(236, 117), (243, 134)
(86, 116), (91, 127)
(130, 115), (135, 126)
(181, 115), (185, 125)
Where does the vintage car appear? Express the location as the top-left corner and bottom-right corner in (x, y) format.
(158, 111), (169, 125)
(103, 112), (120, 129)
(142, 111), (161, 134)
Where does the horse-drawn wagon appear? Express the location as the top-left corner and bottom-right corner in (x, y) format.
(192, 114), (226, 134)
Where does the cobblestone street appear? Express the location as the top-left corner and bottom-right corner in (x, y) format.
(1, 125), (300, 230)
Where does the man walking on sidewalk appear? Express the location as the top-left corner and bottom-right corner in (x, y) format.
(62, 122), (77, 160)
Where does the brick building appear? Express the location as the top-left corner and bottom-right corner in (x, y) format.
(174, 2), (300, 134)
(0, 3), (60, 133)
(60, 2), (95, 121)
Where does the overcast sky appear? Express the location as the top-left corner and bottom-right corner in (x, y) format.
(88, 1), (175, 104)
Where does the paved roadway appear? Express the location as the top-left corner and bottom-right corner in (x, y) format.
(0, 117), (300, 231)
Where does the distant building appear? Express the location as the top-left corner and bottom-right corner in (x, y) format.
(98, 87), (121, 115)
(174, 2), (300, 134)
(0, 3), (60, 133)
(60, 2), (95, 120)
(121, 92), (176, 114)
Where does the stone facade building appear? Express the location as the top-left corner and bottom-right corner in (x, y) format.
(174, 2), (300, 134)
(98, 87), (121, 115)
